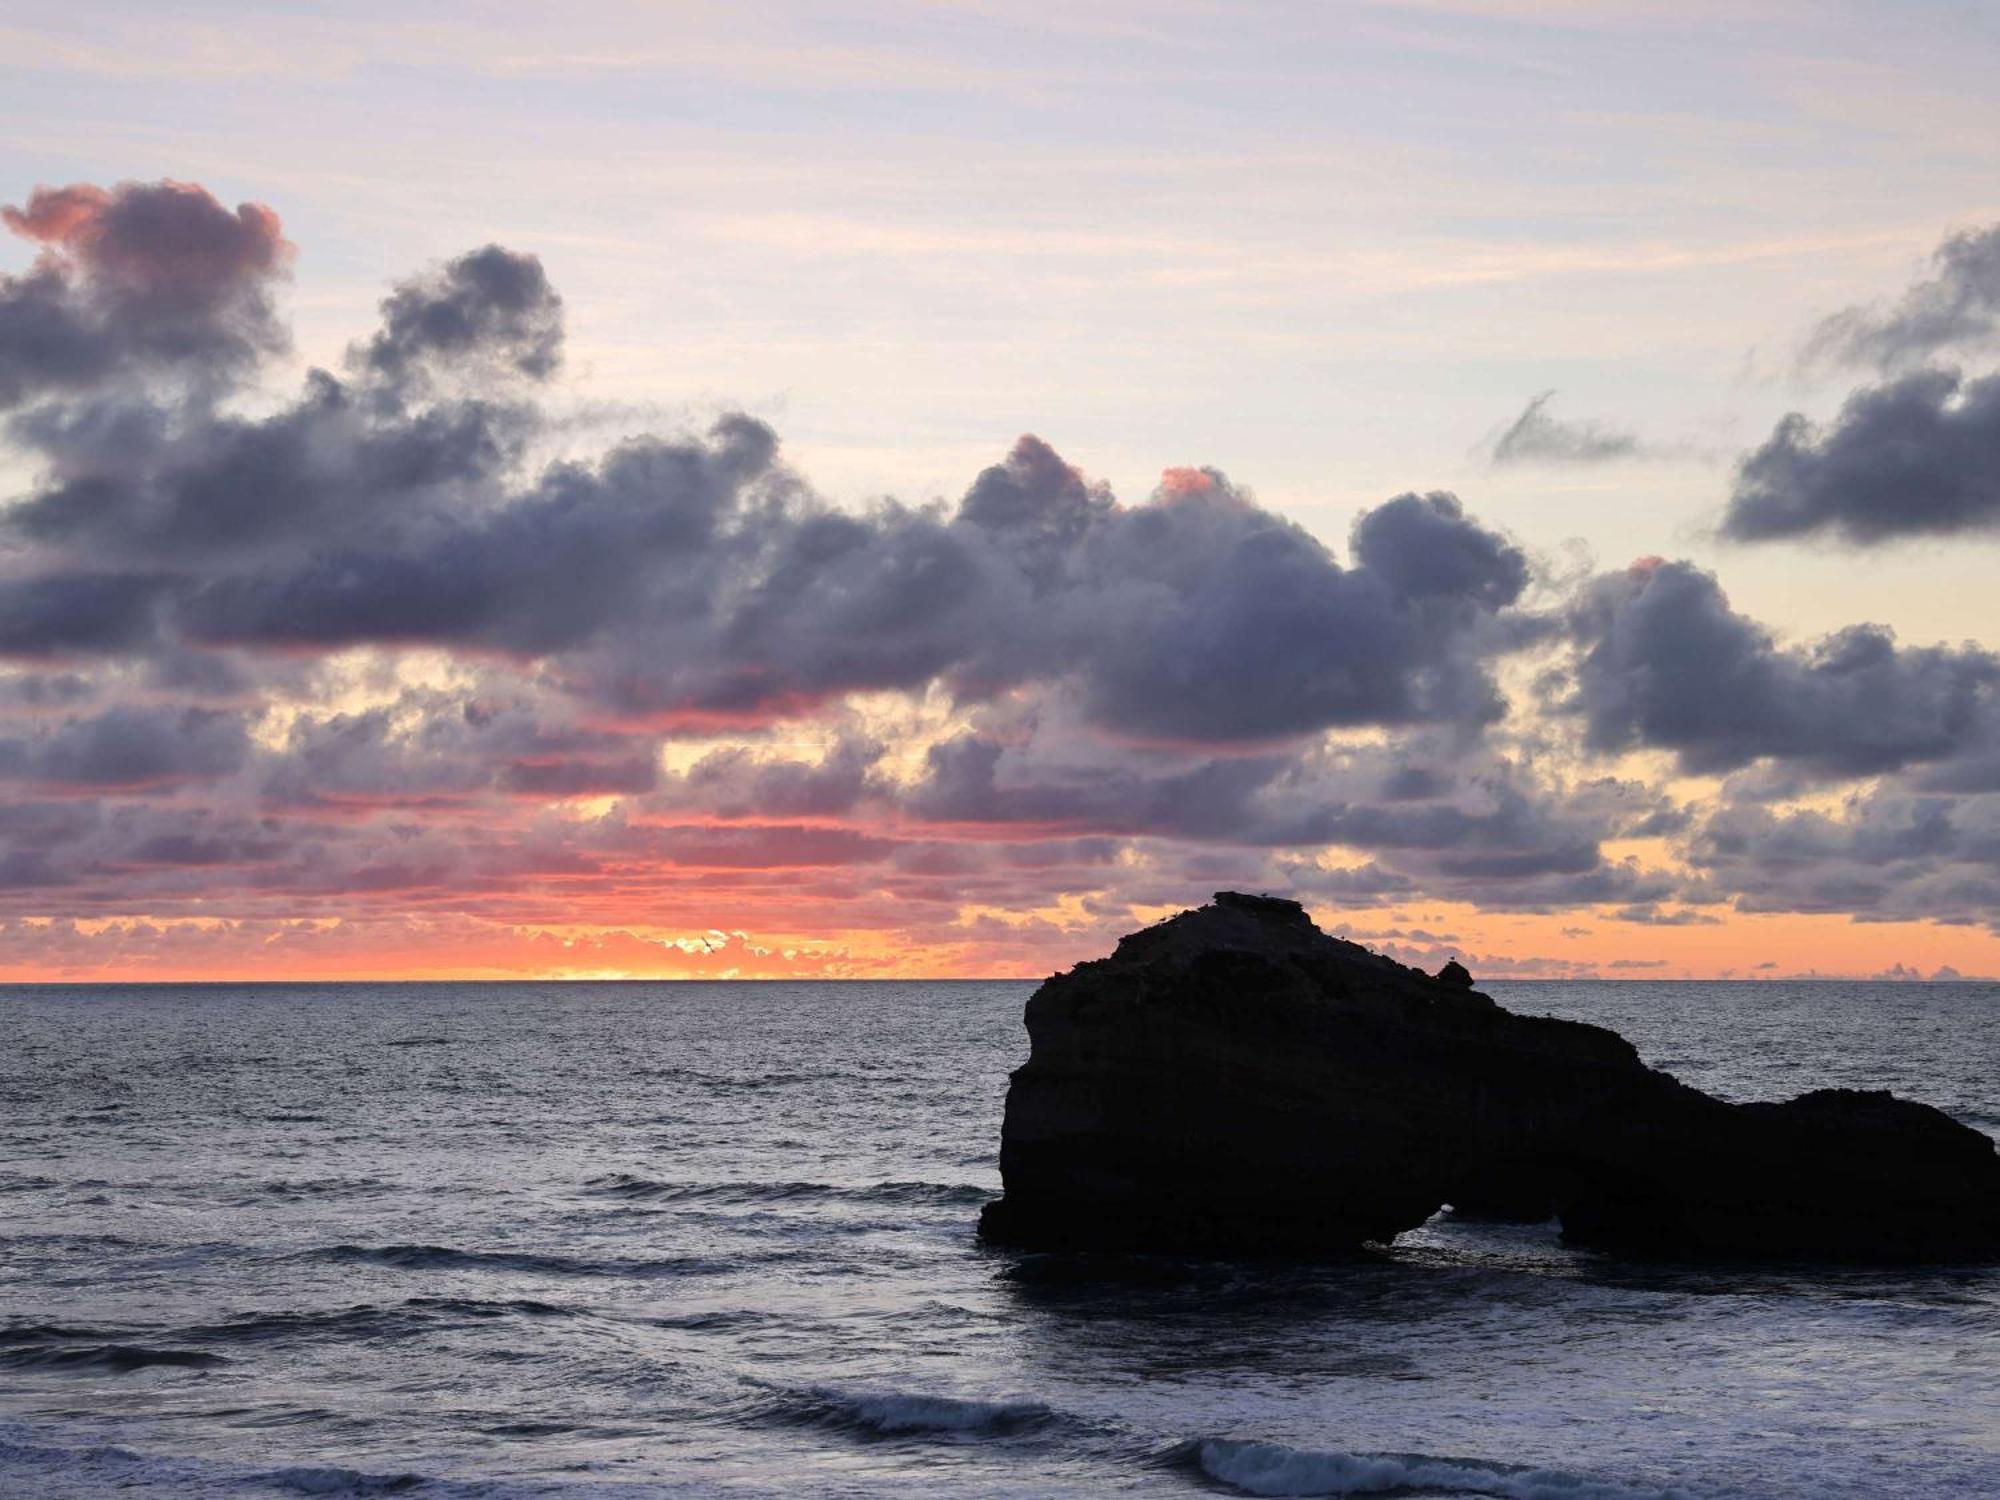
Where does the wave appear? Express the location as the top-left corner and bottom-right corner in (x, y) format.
(1189, 1439), (1695, 1499)
(0, 1322), (115, 1345)
(176, 1296), (582, 1345)
(251, 1177), (388, 1201)
(301, 1243), (730, 1278)
(635, 1066), (846, 1090)
(0, 1343), (230, 1373)
(254, 1463), (456, 1494)
(583, 1173), (991, 1207)
(741, 1381), (1060, 1441)
(400, 1295), (579, 1319)
(0, 1423), (572, 1497)
(640, 1308), (779, 1332)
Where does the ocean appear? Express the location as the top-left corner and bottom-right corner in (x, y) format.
(1, 978), (1996, 1499)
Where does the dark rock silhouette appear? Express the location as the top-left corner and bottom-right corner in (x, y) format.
(979, 892), (2000, 1262)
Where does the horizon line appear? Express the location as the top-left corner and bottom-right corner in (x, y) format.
(0, 974), (1990, 988)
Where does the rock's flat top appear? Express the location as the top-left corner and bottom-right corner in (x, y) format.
(980, 892), (2000, 1262)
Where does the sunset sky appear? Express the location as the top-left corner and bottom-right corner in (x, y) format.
(1, 0), (1997, 980)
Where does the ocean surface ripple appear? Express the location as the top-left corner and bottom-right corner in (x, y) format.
(1, 978), (1996, 1498)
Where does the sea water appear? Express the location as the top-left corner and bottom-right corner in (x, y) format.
(0, 979), (1995, 1498)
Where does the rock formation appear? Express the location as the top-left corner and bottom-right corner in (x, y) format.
(979, 892), (2000, 1262)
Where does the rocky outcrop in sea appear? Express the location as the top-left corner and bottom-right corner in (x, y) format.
(979, 892), (2000, 1261)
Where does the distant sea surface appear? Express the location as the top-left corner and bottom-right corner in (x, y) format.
(2, 979), (1997, 1499)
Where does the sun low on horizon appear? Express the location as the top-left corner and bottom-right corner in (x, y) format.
(3, 2), (2000, 986)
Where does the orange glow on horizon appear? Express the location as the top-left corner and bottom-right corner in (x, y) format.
(2, 902), (1993, 985)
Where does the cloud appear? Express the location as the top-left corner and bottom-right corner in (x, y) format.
(0, 704), (247, 790)
(2, 178), (1993, 967)
(5, 241), (1543, 744)
(259, 689), (661, 809)
(0, 572), (166, 657)
(1033, 470), (1534, 743)
(880, 705), (1680, 910)
(1687, 787), (2000, 933)
(1489, 390), (1645, 466)
(1729, 222), (2000, 546)
(0, 179), (290, 408)
(0, 181), (1597, 955)
(1804, 223), (2000, 372)
(1607, 903), (1720, 926)
(1350, 489), (1531, 608)
(668, 737), (880, 821)
(1723, 368), (2000, 544)
(358, 244), (564, 391)
(5, 260), (556, 567)
(1557, 557), (2000, 778)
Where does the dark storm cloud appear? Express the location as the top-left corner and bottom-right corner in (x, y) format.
(358, 245), (563, 390)
(178, 414), (774, 655)
(1278, 861), (1418, 900)
(0, 180), (289, 408)
(666, 737), (881, 820)
(1723, 368), (2000, 543)
(9, 238), (1541, 748)
(1379, 763), (1454, 801)
(886, 719), (1677, 910)
(1559, 558), (2000, 777)
(581, 444), (1533, 745)
(1686, 790), (2000, 931)
(1283, 784), (1624, 888)
(4, 179), (1823, 935)
(9, 376), (531, 561)
(497, 755), (658, 798)
(899, 729), (1287, 839)
(0, 704), (247, 789)
(0, 184), (1547, 747)
(3, 268), (559, 571)
(1607, 904), (1720, 926)
(258, 691), (659, 808)
(0, 573), (166, 657)
(993, 460), (1535, 743)
(955, 428), (1113, 582)
(1489, 391), (1644, 466)
(1805, 223), (2000, 371)
(1350, 490), (1530, 609)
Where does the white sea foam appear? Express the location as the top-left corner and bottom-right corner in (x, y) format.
(1196, 1438), (1697, 1499)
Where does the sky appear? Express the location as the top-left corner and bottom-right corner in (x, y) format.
(1, 0), (1998, 980)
